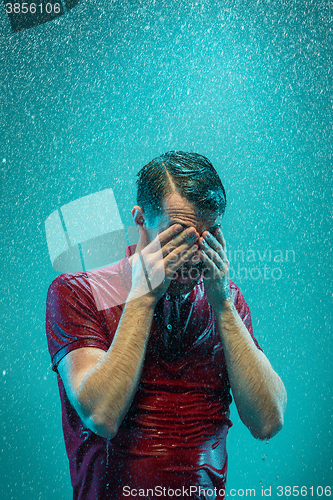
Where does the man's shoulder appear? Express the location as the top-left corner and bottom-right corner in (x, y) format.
(50, 258), (125, 286)
(50, 270), (88, 287)
(229, 280), (240, 293)
(47, 257), (128, 304)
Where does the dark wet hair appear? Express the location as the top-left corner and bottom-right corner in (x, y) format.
(136, 151), (227, 222)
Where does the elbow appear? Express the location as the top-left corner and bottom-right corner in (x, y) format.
(251, 397), (286, 441)
(252, 384), (287, 441)
(87, 412), (120, 439)
(76, 392), (121, 439)
(76, 404), (121, 439)
(252, 413), (284, 441)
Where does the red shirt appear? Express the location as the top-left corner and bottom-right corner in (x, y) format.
(46, 246), (261, 500)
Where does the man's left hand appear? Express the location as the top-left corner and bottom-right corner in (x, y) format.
(198, 227), (232, 314)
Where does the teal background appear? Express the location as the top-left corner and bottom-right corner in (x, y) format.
(0, 0), (331, 498)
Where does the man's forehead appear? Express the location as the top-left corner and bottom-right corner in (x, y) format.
(151, 192), (222, 232)
(159, 209), (221, 231)
(166, 216), (221, 227)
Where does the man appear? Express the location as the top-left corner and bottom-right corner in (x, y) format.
(46, 151), (287, 500)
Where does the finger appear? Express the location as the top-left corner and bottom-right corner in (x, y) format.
(141, 224), (184, 256)
(214, 227), (227, 253)
(200, 246), (225, 274)
(141, 233), (199, 281)
(200, 231), (228, 264)
(137, 224), (152, 248)
(162, 227), (199, 258)
(140, 226), (199, 284)
(200, 238), (230, 275)
(147, 224), (198, 257)
(201, 231), (221, 253)
(157, 224), (185, 247)
(199, 250), (219, 281)
(164, 242), (199, 275)
(199, 236), (224, 264)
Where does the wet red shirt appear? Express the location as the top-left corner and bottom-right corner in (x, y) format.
(46, 246), (261, 500)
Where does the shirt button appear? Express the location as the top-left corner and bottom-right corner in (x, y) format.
(166, 294), (170, 300)
(167, 324), (172, 330)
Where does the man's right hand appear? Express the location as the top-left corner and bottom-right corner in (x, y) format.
(129, 224), (200, 302)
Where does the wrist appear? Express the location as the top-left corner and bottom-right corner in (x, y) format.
(126, 291), (158, 311)
(212, 297), (235, 317)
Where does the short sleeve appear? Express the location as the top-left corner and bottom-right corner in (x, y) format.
(230, 281), (262, 351)
(45, 275), (110, 373)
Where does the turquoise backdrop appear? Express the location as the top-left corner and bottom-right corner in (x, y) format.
(1, 0), (331, 498)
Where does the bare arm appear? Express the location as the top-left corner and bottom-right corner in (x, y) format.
(199, 228), (287, 440)
(215, 301), (287, 440)
(58, 295), (156, 439)
(58, 223), (200, 439)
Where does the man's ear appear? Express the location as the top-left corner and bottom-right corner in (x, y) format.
(131, 206), (147, 228)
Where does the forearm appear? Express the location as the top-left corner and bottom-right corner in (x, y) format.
(216, 300), (287, 440)
(76, 295), (156, 438)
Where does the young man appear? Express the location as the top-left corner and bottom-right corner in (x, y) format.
(46, 151), (287, 500)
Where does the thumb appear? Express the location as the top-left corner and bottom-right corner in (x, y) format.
(138, 223), (151, 248)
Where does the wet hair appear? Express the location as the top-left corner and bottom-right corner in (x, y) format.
(136, 151), (227, 223)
